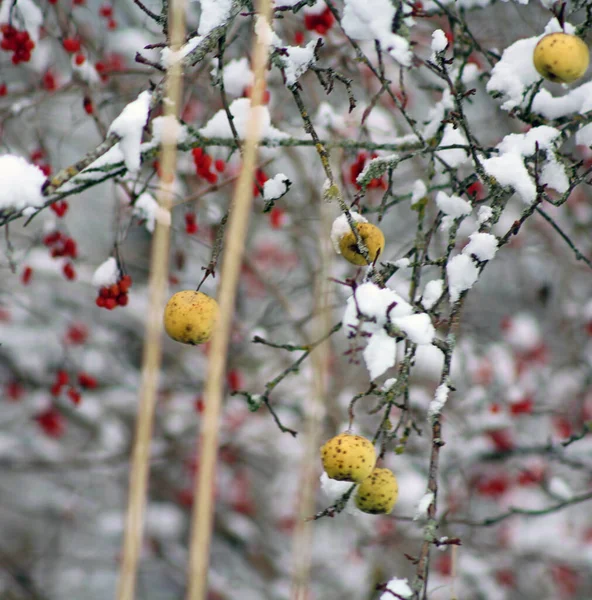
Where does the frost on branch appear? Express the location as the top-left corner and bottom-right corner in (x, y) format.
(199, 98), (288, 140)
(279, 40), (318, 87)
(198, 0), (233, 36)
(379, 577), (413, 600)
(447, 254), (479, 303)
(212, 57), (254, 96)
(414, 491), (435, 521)
(428, 383), (450, 422)
(341, 0), (413, 67)
(91, 257), (119, 287)
(263, 174), (291, 201)
(107, 91), (152, 174)
(343, 282), (435, 380)
(482, 126), (566, 203)
(133, 193), (171, 233)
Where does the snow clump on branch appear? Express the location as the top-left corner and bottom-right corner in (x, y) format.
(343, 282), (435, 380)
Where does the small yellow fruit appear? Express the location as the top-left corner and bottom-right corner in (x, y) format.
(163, 290), (219, 345)
(320, 432), (376, 482)
(533, 32), (589, 84)
(354, 467), (399, 515)
(338, 223), (385, 266)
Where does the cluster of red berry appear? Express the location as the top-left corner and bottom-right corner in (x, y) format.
(98, 3), (117, 30)
(304, 7), (334, 35)
(268, 206), (285, 229)
(31, 149), (52, 177)
(50, 370), (97, 406)
(43, 230), (77, 258)
(35, 407), (64, 437)
(1, 24), (35, 64)
(83, 96), (93, 114)
(95, 274), (132, 310)
(62, 37), (81, 54)
(185, 212), (198, 234)
(253, 168), (268, 197)
(95, 53), (125, 82)
(192, 148), (225, 184)
(349, 152), (387, 190)
(42, 230), (78, 280)
(42, 70), (57, 91)
(50, 200), (68, 217)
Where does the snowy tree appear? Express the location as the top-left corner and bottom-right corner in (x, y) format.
(1, 0), (592, 599)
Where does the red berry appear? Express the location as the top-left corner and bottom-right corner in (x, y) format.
(269, 207), (285, 229)
(0, 83), (7, 96)
(63, 262), (76, 280)
(195, 396), (205, 413)
(109, 283), (120, 297)
(43, 231), (61, 246)
(227, 370), (242, 392)
(64, 238), (77, 258)
(35, 407), (65, 437)
(294, 31), (305, 45)
(510, 397), (534, 415)
(67, 387), (82, 405)
(214, 159), (225, 173)
(6, 381), (24, 401)
(65, 323), (88, 345)
(78, 373), (97, 389)
(74, 52), (85, 65)
(62, 38), (81, 53)
(99, 4), (113, 17)
(50, 200), (68, 217)
(116, 293), (128, 306)
(107, 19), (117, 30)
(21, 266), (33, 285)
(56, 370), (69, 387)
(105, 298), (117, 310)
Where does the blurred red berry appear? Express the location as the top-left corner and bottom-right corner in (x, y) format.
(35, 407), (65, 437)
(62, 38), (81, 53)
(67, 387), (82, 405)
(6, 381), (24, 401)
(78, 373), (97, 389)
(304, 7), (334, 35)
(21, 266), (33, 285)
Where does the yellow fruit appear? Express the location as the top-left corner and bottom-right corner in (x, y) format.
(163, 290), (219, 345)
(354, 467), (399, 515)
(533, 33), (589, 84)
(321, 433), (376, 482)
(338, 223), (385, 266)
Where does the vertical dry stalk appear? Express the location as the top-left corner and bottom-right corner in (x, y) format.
(290, 201), (333, 600)
(116, 2), (186, 600)
(185, 1), (273, 599)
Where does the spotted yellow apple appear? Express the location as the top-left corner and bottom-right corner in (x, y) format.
(533, 32), (589, 84)
(163, 290), (219, 345)
(320, 432), (376, 483)
(338, 223), (385, 266)
(354, 467), (399, 514)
